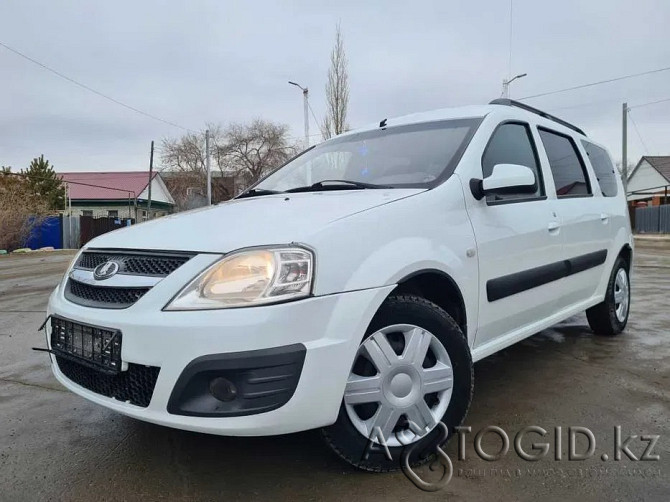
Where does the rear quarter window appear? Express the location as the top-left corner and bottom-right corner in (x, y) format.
(538, 128), (591, 198)
(581, 141), (618, 197)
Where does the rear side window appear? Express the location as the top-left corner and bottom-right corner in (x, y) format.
(538, 129), (591, 197)
(482, 123), (543, 202)
(581, 141), (618, 197)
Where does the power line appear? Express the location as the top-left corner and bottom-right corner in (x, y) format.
(630, 97), (670, 109)
(519, 66), (670, 101)
(0, 41), (191, 131)
(628, 111), (651, 153)
(306, 101), (322, 139)
(545, 98), (622, 113)
(507, 0), (513, 79)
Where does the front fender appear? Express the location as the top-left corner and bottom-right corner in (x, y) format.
(308, 182), (479, 334)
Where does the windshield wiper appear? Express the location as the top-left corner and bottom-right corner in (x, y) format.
(285, 179), (391, 193)
(236, 188), (283, 199)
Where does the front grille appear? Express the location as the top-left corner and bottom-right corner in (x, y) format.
(65, 279), (150, 309)
(77, 251), (192, 277)
(56, 356), (160, 408)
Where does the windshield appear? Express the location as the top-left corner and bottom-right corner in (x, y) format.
(253, 118), (481, 192)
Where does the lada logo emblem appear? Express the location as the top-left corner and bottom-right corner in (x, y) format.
(93, 261), (120, 280)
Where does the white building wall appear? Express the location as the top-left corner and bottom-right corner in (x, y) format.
(138, 176), (175, 204)
(627, 160), (669, 200)
(67, 205), (169, 219)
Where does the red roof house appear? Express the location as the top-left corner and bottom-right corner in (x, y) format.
(58, 171), (175, 220)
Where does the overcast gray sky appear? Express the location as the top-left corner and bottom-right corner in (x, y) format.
(1, 0), (669, 172)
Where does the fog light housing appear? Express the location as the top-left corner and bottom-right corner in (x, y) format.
(209, 377), (237, 402)
(167, 344), (306, 417)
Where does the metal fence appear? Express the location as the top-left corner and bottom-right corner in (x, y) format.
(80, 216), (134, 246)
(635, 205), (670, 233)
(62, 215), (81, 249)
(25, 216), (62, 249)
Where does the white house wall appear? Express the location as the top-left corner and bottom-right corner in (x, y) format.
(627, 160), (669, 200)
(138, 176), (175, 204)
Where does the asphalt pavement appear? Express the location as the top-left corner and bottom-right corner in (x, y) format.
(0, 242), (668, 501)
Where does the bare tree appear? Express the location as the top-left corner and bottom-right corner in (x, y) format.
(322, 23), (350, 140)
(216, 119), (298, 191)
(161, 120), (297, 209)
(160, 125), (230, 210)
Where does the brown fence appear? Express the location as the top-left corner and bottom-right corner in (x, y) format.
(80, 216), (135, 246)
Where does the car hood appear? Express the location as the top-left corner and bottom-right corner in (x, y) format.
(85, 189), (425, 253)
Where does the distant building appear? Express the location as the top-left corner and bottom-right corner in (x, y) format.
(58, 171), (175, 220)
(627, 156), (670, 206)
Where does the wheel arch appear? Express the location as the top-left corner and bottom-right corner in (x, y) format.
(618, 243), (633, 271)
(390, 269), (468, 337)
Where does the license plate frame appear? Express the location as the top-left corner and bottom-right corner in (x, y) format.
(50, 315), (122, 374)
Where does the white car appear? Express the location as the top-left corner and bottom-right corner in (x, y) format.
(46, 99), (632, 471)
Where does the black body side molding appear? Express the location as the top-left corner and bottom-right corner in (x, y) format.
(487, 250), (607, 302)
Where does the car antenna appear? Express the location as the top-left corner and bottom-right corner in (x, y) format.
(379, 118), (387, 128)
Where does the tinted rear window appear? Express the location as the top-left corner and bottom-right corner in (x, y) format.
(581, 141), (618, 197)
(538, 129), (591, 197)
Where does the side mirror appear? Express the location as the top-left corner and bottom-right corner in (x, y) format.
(470, 164), (537, 201)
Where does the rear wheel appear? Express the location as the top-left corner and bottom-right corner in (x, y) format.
(322, 295), (473, 472)
(586, 256), (630, 336)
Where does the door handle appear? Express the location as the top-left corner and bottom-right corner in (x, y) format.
(547, 221), (560, 232)
(600, 213), (609, 222)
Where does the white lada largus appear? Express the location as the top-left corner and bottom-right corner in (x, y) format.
(46, 99), (632, 471)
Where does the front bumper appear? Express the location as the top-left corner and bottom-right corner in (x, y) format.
(46, 280), (394, 436)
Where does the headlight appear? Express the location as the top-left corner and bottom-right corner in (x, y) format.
(164, 247), (313, 310)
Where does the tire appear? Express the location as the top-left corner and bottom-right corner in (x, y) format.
(586, 256), (630, 336)
(322, 295), (473, 472)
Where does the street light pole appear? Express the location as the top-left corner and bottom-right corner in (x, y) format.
(289, 81), (309, 149)
(502, 73), (527, 98)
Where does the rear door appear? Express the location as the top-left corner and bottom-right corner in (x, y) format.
(463, 121), (565, 350)
(535, 127), (611, 310)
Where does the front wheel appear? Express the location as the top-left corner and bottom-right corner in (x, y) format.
(586, 256), (630, 336)
(322, 295), (473, 472)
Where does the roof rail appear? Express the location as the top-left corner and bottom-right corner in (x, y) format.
(489, 98), (587, 136)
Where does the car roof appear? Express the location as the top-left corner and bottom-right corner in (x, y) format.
(339, 102), (589, 141)
(338, 105), (493, 138)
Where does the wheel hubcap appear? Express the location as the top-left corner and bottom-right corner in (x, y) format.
(614, 268), (630, 323)
(344, 324), (454, 447)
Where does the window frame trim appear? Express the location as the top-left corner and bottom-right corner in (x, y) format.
(537, 126), (593, 199)
(480, 120), (547, 206)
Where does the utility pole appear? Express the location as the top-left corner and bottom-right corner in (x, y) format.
(302, 87), (309, 148)
(289, 81), (310, 149)
(622, 102), (628, 193)
(68, 183), (72, 247)
(205, 129), (212, 205)
(147, 140), (154, 220)
(64, 182), (69, 248)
